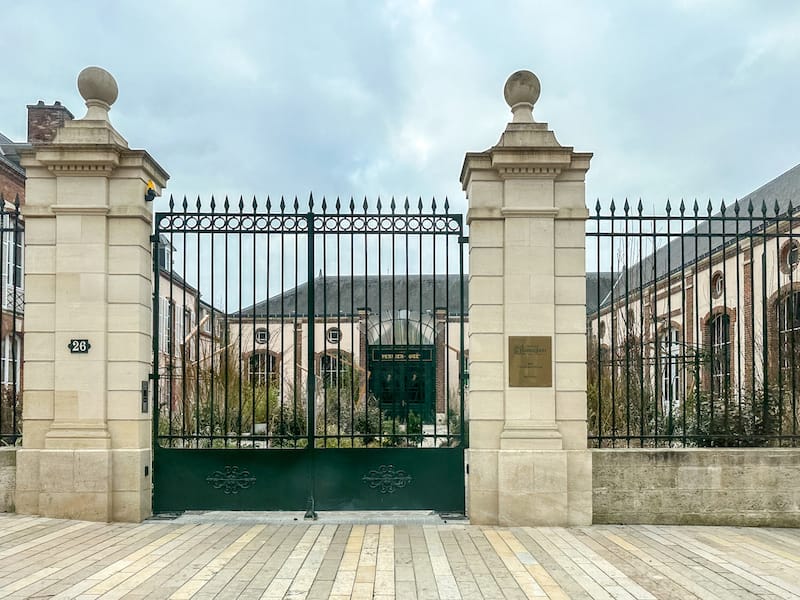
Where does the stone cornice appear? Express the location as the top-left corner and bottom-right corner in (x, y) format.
(461, 146), (593, 189)
(22, 144), (123, 177)
(19, 144), (170, 190)
(118, 149), (170, 189)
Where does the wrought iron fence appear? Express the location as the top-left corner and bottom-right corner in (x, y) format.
(153, 195), (467, 450)
(587, 198), (800, 447)
(0, 195), (23, 446)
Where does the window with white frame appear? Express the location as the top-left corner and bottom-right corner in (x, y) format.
(1, 335), (21, 389)
(710, 314), (731, 396)
(250, 351), (277, 386)
(182, 307), (193, 359)
(320, 351), (347, 387)
(659, 327), (681, 412)
(1, 214), (23, 311)
(159, 297), (174, 354)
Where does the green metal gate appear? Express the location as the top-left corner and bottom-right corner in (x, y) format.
(152, 196), (467, 514)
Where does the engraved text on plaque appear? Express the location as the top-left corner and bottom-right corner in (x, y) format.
(508, 336), (552, 387)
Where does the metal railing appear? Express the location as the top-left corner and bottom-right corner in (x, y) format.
(587, 198), (800, 447)
(153, 195), (467, 450)
(0, 195), (23, 446)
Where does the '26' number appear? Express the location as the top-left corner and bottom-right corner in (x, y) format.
(69, 339), (90, 353)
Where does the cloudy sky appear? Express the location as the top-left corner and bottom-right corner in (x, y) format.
(3, 0), (800, 218)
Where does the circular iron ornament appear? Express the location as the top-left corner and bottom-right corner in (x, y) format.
(421, 217), (434, 231)
(362, 464), (413, 494)
(408, 217), (420, 229)
(199, 216), (213, 229)
(255, 216), (268, 230)
(240, 216), (254, 229)
(366, 216), (380, 231)
(185, 216), (199, 229)
(268, 216), (284, 230)
(353, 216), (366, 230)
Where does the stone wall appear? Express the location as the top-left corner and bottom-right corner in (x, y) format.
(0, 448), (15, 512)
(593, 449), (800, 527)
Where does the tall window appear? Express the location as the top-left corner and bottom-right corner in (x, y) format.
(710, 314), (731, 396)
(320, 351), (347, 387)
(0, 335), (21, 389)
(660, 327), (681, 412)
(2, 214), (23, 312)
(182, 308), (193, 359)
(777, 291), (800, 381)
(159, 298), (174, 354)
(250, 351), (278, 386)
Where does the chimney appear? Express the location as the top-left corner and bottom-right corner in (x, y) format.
(27, 100), (74, 144)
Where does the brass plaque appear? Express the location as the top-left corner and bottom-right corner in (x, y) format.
(509, 336), (552, 387)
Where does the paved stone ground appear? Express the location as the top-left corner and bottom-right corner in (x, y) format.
(0, 514), (799, 599)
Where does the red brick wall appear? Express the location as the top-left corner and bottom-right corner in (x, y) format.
(0, 163), (24, 204)
(27, 101), (73, 144)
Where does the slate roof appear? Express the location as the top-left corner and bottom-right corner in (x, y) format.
(586, 272), (614, 314)
(597, 162), (800, 311)
(235, 274), (467, 318)
(235, 272), (607, 319)
(0, 133), (25, 180)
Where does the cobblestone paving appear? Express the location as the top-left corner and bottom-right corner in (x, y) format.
(0, 514), (799, 599)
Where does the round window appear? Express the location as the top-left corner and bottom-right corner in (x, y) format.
(711, 272), (724, 299)
(326, 327), (342, 344)
(780, 240), (800, 274)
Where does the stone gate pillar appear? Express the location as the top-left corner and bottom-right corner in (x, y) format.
(15, 67), (168, 521)
(462, 70), (592, 525)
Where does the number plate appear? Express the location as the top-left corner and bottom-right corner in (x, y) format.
(68, 339), (91, 354)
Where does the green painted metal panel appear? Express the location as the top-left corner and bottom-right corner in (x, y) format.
(153, 446), (464, 513)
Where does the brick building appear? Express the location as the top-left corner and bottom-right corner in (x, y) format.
(588, 163), (800, 419)
(0, 102), (73, 439)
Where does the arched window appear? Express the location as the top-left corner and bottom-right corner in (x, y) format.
(659, 326), (681, 412)
(709, 314), (731, 396)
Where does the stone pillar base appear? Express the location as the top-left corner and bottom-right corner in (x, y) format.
(16, 448), (112, 521)
(15, 448), (151, 522)
(467, 448), (592, 526)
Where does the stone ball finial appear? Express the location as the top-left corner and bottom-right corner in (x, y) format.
(77, 66), (119, 120)
(503, 70), (540, 123)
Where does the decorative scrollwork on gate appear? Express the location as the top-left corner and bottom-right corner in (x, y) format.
(362, 464), (412, 494)
(206, 466), (256, 494)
